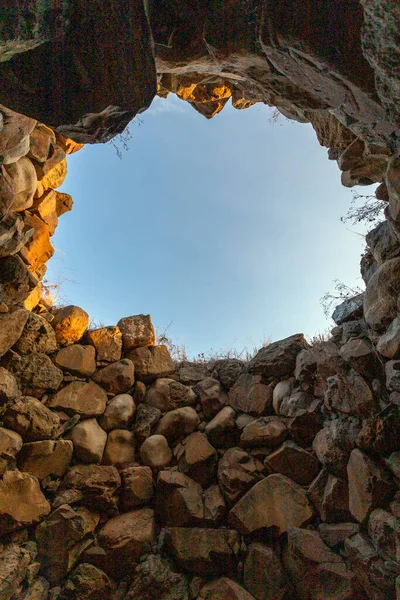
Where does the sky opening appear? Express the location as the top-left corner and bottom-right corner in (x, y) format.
(47, 93), (372, 358)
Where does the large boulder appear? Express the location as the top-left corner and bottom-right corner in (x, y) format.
(12, 311), (57, 355)
(176, 431), (217, 486)
(283, 528), (363, 600)
(249, 335), (309, 378)
(3, 395), (60, 441)
(155, 470), (204, 526)
(140, 434), (172, 469)
(127, 345), (175, 382)
(5, 352), (63, 397)
(54, 344), (96, 377)
(35, 504), (94, 585)
(145, 378), (195, 412)
(117, 314), (155, 352)
(0, 470), (50, 536)
(164, 527), (240, 576)
(363, 257), (400, 330)
(62, 465), (121, 512)
(102, 429), (135, 469)
(265, 441), (320, 486)
(92, 359), (135, 395)
(229, 374), (274, 416)
(156, 406), (200, 443)
(97, 508), (155, 579)
(100, 394), (136, 431)
(127, 554), (189, 600)
(17, 439), (73, 480)
(120, 466), (154, 510)
(0, 427), (23, 474)
(69, 419), (107, 464)
(48, 381), (107, 417)
(229, 474), (313, 535)
(61, 563), (112, 600)
(347, 449), (395, 522)
(218, 447), (261, 505)
(86, 326), (122, 363)
(51, 305), (89, 346)
(200, 578), (256, 600)
(0, 256), (37, 307)
(244, 542), (291, 600)
(240, 416), (287, 449)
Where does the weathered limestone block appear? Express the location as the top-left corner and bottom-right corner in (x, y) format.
(155, 470), (204, 526)
(100, 394), (136, 431)
(364, 257), (400, 330)
(0, 470), (50, 536)
(92, 359), (135, 395)
(156, 406), (200, 443)
(0, 367), (19, 404)
(4, 157), (37, 212)
(318, 523), (360, 548)
(345, 532), (397, 600)
(249, 334), (309, 378)
(62, 464), (121, 512)
(102, 429), (135, 469)
(120, 466), (154, 510)
(61, 563), (112, 600)
(28, 124), (56, 163)
(0, 256), (37, 307)
(229, 474), (313, 535)
(86, 326), (122, 363)
(5, 352), (63, 398)
(48, 381), (107, 417)
(69, 419), (107, 464)
(36, 505), (92, 585)
(377, 315), (400, 358)
(97, 508), (155, 579)
(164, 527), (240, 576)
(13, 312), (57, 355)
(176, 431), (217, 487)
(313, 420), (361, 477)
(17, 439), (73, 480)
(140, 434), (172, 469)
(51, 305), (89, 346)
(145, 378), (195, 411)
(244, 542), (291, 600)
(308, 470), (352, 523)
(19, 214), (54, 271)
(0, 213), (33, 258)
(127, 554), (189, 600)
(0, 105), (36, 164)
(348, 449), (395, 522)
(324, 373), (376, 418)
(240, 416), (287, 449)
(0, 426), (23, 474)
(195, 377), (228, 419)
(54, 345), (96, 377)
(35, 158), (67, 197)
(218, 447), (261, 505)
(0, 542), (31, 600)
(265, 441), (320, 486)
(134, 403), (161, 442)
(205, 406), (237, 448)
(117, 314), (155, 352)
(368, 508), (400, 562)
(283, 528), (363, 600)
(212, 359), (244, 390)
(229, 374), (273, 416)
(200, 578), (256, 600)
(3, 395), (60, 441)
(127, 344), (174, 382)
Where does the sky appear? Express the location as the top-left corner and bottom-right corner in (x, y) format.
(47, 93), (373, 358)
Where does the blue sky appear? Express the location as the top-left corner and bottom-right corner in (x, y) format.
(47, 93), (371, 358)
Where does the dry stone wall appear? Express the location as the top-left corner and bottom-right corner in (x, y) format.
(0, 102), (400, 597)
(0, 1), (400, 596)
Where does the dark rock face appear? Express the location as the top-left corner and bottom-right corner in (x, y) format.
(0, 1), (157, 143)
(0, 0), (399, 153)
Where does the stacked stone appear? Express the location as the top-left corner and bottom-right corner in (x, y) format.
(0, 300), (398, 599)
(0, 103), (81, 321)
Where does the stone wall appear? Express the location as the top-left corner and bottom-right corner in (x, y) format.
(0, 1), (400, 598)
(0, 103), (399, 598)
